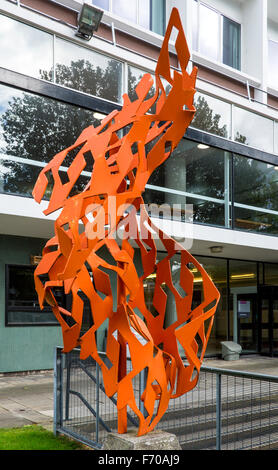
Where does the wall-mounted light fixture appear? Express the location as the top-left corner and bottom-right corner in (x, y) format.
(76, 3), (104, 40)
(210, 246), (223, 254)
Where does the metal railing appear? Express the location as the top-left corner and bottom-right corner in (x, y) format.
(54, 347), (278, 450)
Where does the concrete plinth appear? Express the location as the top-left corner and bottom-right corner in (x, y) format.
(102, 429), (181, 450)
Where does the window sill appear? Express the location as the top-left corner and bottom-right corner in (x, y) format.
(192, 51), (261, 88)
(267, 85), (278, 99)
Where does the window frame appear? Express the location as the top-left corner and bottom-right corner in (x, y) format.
(5, 264), (59, 327)
(193, 0), (242, 71)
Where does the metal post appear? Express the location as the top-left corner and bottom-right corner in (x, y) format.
(53, 347), (63, 435)
(65, 354), (71, 420)
(96, 362), (100, 444)
(216, 372), (222, 450)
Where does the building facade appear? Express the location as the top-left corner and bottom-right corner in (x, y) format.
(1, 0), (278, 372)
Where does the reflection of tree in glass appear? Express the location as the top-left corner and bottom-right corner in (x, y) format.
(234, 131), (248, 144)
(191, 95), (228, 138)
(128, 68), (171, 114)
(41, 58), (122, 104)
(233, 156), (278, 233)
(0, 92), (97, 197)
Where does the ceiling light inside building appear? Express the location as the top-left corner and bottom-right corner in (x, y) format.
(93, 112), (106, 120)
(231, 273), (256, 280)
(76, 3), (103, 40)
(197, 144), (210, 149)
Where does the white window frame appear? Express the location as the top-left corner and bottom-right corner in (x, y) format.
(193, 0), (242, 71)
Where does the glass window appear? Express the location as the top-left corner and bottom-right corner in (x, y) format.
(229, 260), (257, 352)
(112, 0), (137, 23)
(139, 0), (151, 30)
(192, 0), (198, 51)
(151, 0), (165, 36)
(274, 122), (278, 155)
(146, 139), (230, 227)
(223, 16), (241, 70)
(93, 0), (109, 9)
(264, 263), (278, 286)
(93, 0), (165, 35)
(6, 265), (59, 325)
(191, 256), (228, 356)
(191, 92), (231, 138)
(0, 84), (101, 199)
(55, 38), (123, 103)
(0, 14), (53, 81)
(268, 40), (278, 89)
(199, 4), (220, 61)
(193, 3), (241, 71)
(233, 107), (274, 153)
(233, 154), (278, 234)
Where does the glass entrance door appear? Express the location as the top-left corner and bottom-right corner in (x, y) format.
(237, 293), (258, 353)
(258, 286), (278, 356)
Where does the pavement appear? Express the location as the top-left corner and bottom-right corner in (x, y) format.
(1, 355), (278, 431)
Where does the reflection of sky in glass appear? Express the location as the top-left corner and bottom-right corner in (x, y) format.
(93, 0), (109, 9)
(0, 14), (53, 79)
(199, 4), (219, 61)
(233, 107), (274, 153)
(274, 122), (278, 155)
(192, 0), (198, 51)
(268, 40), (278, 88)
(193, 92), (231, 136)
(55, 37), (113, 70)
(139, 0), (150, 29)
(112, 0), (137, 23)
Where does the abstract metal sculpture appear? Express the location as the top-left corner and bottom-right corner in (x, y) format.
(33, 8), (220, 436)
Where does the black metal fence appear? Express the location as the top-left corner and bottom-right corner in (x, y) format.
(54, 347), (278, 450)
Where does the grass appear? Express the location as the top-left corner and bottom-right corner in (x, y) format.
(0, 425), (87, 450)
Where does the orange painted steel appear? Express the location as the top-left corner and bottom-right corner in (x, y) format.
(33, 8), (220, 436)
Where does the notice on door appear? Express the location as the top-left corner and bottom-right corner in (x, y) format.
(238, 300), (251, 318)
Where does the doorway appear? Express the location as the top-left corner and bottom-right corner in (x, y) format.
(237, 293), (258, 353)
(258, 286), (278, 356)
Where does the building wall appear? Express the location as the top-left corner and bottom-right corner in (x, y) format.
(0, 235), (62, 372)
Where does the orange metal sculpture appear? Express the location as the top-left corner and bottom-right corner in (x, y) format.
(33, 8), (220, 436)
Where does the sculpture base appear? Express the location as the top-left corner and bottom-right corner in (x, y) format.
(102, 429), (181, 450)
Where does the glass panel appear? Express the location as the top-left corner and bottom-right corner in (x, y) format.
(223, 16), (241, 70)
(233, 154), (278, 234)
(229, 260), (258, 352)
(144, 189), (225, 226)
(199, 4), (220, 61)
(0, 14), (53, 81)
(233, 106), (274, 153)
(274, 121), (278, 155)
(145, 139), (229, 227)
(264, 263), (278, 286)
(151, 0), (165, 35)
(93, 0), (109, 9)
(0, 160), (42, 198)
(112, 0), (137, 23)
(0, 159), (90, 200)
(191, 92), (230, 138)
(139, 0), (150, 29)
(192, 0), (198, 51)
(55, 38), (123, 103)
(7, 265), (57, 325)
(260, 298), (269, 354)
(268, 40), (278, 89)
(192, 256), (228, 356)
(0, 83), (101, 164)
(149, 140), (227, 198)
